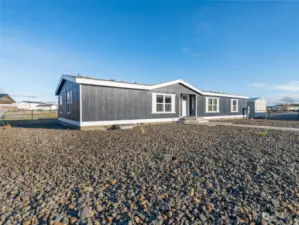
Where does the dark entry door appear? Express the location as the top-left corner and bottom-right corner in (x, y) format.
(189, 95), (196, 116)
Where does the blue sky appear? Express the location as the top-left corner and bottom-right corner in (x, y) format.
(1, 0), (299, 104)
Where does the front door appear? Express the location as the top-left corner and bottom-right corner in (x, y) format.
(189, 95), (196, 116)
(182, 96), (187, 117)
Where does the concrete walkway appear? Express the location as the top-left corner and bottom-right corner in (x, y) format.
(204, 122), (299, 132)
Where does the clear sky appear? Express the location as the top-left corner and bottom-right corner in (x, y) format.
(1, 0), (299, 104)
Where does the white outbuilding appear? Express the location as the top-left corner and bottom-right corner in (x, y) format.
(247, 98), (267, 118)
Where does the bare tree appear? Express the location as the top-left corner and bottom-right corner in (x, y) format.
(281, 97), (294, 104)
(280, 97), (295, 111)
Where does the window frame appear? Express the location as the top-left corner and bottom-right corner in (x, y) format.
(205, 97), (220, 113)
(152, 93), (176, 114)
(59, 95), (62, 106)
(231, 99), (238, 113)
(67, 90), (72, 114)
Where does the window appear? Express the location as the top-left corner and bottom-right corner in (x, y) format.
(206, 97), (219, 113)
(152, 93), (175, 113)
(231, 99), (238, 112)
(67, 90), (72, 114)
(59, 95), (62, 106)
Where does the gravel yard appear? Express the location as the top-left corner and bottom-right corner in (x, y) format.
(216, 119), (299, 128)
(1, 125), (299, 225)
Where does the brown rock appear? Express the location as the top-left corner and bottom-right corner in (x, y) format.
(106, 217), (113, 223)
(23, 221), (31, 225)
(110, 179), (117, 185)
(134, 216), (140, 224)
(22, 195), (30, 202)
(70, 217), (77, 224)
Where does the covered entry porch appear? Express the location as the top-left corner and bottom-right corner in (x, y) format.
(179, 94), (197, 117)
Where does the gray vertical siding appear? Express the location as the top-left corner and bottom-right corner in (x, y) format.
(58, 80), (248, 122)
(57, 80), (80, 121)
(197, 95), (247, 117)
(81, 83), (199, 122)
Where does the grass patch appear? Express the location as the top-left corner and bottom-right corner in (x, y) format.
(254, 130), (269, 137)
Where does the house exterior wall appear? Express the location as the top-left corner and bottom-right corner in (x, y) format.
(57, 80), (80, 121)
(58, 79), (247, 125)
(34, 105), (58, 111)
(80, 83), (247, 122)
(81, 83), (199, 122)
(15, 102), (37, 110)
(197, 95), (248, 117)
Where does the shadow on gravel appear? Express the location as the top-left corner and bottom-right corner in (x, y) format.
(2, 119), (67, 130)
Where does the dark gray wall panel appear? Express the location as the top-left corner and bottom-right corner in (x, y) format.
(197, 95), (247, 117)
(81, 83), (247, 122)
(82, 85), (184, 121)
(57, 80), (80, 121)
(151, 83), (198, 95)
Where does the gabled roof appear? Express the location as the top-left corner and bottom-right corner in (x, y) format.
(0, 94), (15, 104)
(55, 75), (248, 99)
(35, 104), (57, 107)
(22, 101), (45, 104)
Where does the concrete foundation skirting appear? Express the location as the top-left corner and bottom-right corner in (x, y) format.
(6, 119), (58, 126)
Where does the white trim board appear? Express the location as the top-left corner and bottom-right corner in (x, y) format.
(230, 99), (239, 113)
(201, 115), (244, 119)
(205, 97), (220, 113)
(55, 75), (249, 99)
(79, 85), (82, 122)
(58, 117), (179, 127)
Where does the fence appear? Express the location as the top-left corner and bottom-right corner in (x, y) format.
(0, 109), (58, 122)
(244, 110), (299, 120)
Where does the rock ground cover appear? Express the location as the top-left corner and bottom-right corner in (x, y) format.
(215, 119), (299, 129)
(0, 124), (299, 225)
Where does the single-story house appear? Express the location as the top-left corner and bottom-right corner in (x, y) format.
(0, 94), (16, 113)
(15, 101), (45, 110)
(55, 75), (249, 128)
(35, 103), (58, 111)
(284, 104), (299, 111)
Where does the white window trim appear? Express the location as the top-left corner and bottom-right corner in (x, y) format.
(59, 95), (62, 106)
(205, 97), (220, 113)
(231, 99), (239, 113)
(152, 93), (176, 114)
(67, 90), (72, 114)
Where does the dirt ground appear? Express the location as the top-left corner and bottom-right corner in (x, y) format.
(216, 118), (299, 128)
(0, 124), (299, 224)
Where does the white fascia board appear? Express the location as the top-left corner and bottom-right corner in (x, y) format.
(149, 79), (248, 99)
(56, 75), (248, 99)
(55, 75), (76, 95)
(76, 77), (149, 90)
(202, 91), (248, 99)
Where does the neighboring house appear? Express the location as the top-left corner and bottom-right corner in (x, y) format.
(55, 75), (249, 128)
(267, 105), (283, 112)
(15, 101), (45, 110)
(283, 104), (299, 111)
(0, 94), (16, 113)
(35, 104), (58, 111)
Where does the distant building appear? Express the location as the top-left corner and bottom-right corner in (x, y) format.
(35, 104), (58, 111)
(284, 104), (299, 111)
(14, 101), (45, 110)
(247, 98), (267, 118)
(0, 94), (16, 113)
